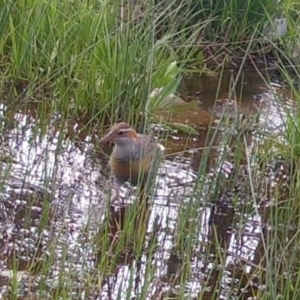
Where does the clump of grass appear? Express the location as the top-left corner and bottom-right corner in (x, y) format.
(157, 0), (277, 42)
(0, 0), (187, 127)
(0, 0), (295, 129)
(246, 61), (300, 298)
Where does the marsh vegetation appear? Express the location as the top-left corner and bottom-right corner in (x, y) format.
(1, 0), (300, 299)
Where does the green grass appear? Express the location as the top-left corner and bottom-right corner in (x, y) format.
(1, 0), (300, 299)
(0, 0), (294, 128)
(0, 0), (185, 128)
(158, 0), (277, 41)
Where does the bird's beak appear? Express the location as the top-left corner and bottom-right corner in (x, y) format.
(100, 131), (113, 144)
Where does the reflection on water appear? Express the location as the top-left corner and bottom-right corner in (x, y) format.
(0, 71), (295, 299)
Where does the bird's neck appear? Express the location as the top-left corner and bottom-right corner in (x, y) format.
(113, 139), (140, 161)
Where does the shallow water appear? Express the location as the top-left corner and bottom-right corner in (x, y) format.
(0, 70), (295, 299)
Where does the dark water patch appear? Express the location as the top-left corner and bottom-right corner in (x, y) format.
(180, 71), (294, 132)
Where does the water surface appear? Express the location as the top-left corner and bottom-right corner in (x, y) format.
(0, 70), (294, 299)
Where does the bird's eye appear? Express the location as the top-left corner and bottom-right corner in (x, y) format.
(117, 130), (124, 135)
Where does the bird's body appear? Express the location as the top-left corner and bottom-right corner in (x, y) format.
(100, 122), (160, 189)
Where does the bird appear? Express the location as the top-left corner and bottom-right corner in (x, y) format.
(100, 122), (161, 199)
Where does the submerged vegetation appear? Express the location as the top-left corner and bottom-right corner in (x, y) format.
(1, 0), (300, 299)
